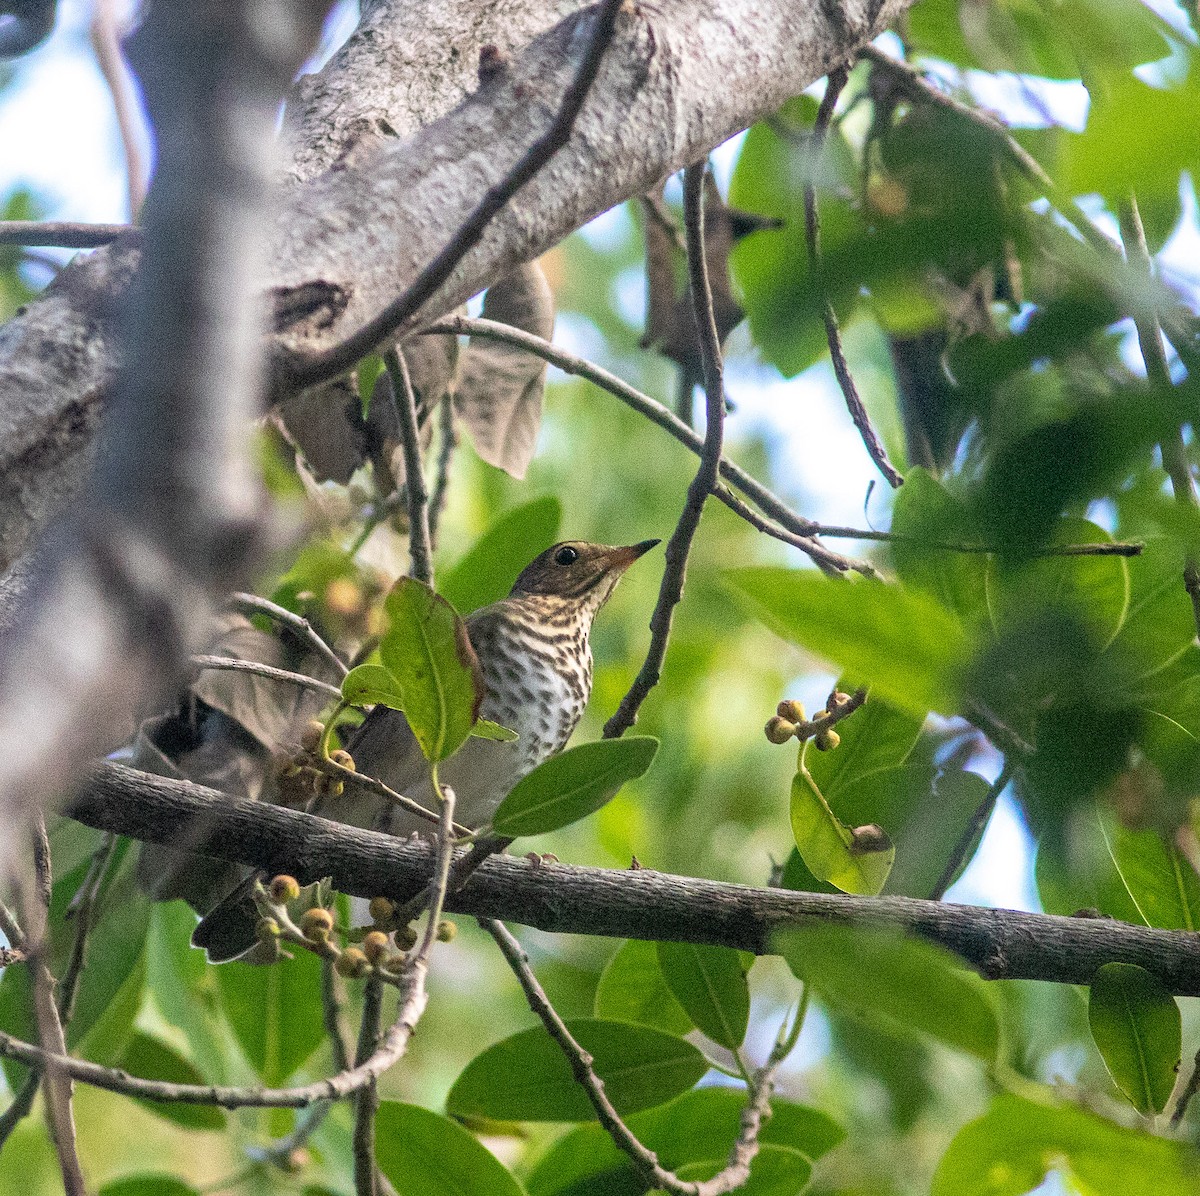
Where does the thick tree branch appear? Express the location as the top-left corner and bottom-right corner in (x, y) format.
(68, 764), (1200, 996)
(0, 0), (911, 596)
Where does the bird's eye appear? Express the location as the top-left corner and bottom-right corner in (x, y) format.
(554, 546), (579, 566)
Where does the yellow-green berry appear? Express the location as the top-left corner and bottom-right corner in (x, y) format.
(300, 908), (334, 942)
(814, 729), (841, 751)
(436, 920), (457, 943)
(849, 823), (892, 855)
(777, 699), (806, 723)
(335, 947), (369, 978)
(300, 720), (324, 752)
(330, 748), (356, 772)
(269, 875), (301, 904)
(826, 690), (852, 712)
(396, 924), (418, 950)
(764, 716), (796, 744)
(369, 896), (396, 926)
(256, 917), (281, 943)
(362, 930), (390, 963)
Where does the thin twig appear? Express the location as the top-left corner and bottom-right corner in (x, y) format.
(1171, 1046), (1200, 1127)
(0, 778), (464, 1115)
(421, 316), (1139, 563)
(804, 67), (903, 489)
(191, 655), (344, 701)
(229, 592), (348, 677)
(353, 979), (384, 1196)
(928, 764), (1013, 901)
(485, 919), (788, 1195)
(383, 349), (434, 587)
(287, 0), (625, 390)
(427, 394), (457, 548)
(1118, 196), (1200, 639)
(858, 46), (1122, 259)
(313, 755), (472, 838)
(421, 315), (867, 576)
(604, 163), (729, 738)
(27, 819), (87, 1196)
(0, 221), (134, 248)
(91, 0), (148, 215)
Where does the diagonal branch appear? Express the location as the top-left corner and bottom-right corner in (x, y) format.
(383, 349), (434, 587)
(803, 66), (903, 489)
(486, 918), (791, 1195)
(604, 162), (729, 737)
(284, 0), (626, 391)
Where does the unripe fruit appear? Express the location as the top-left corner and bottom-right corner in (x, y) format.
(300, 720), (324, 752)
(849, 823), (892, 854)
(765, 716), (796, 744)
(436, 920), (457, 943)
(301, 908), (334, 942)
(329, 749), (356, 772)
(369, 896), (396, 926)
(335, 947), (369, 978)
(316, 773), (345, 798)
(256, 917), (281, 943)
(325, 577), (364, 617)
(814, 729), (841, 751)
(777, 699), (806, 722)
(362, 931), (390, 963)
(826, 690), (852, 712)
(396, 925), (418, 950)
(269, 875), (301, 904)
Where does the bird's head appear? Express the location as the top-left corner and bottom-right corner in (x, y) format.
(510, 539), (659, 622)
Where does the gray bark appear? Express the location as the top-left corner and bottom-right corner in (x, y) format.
(71, 763), (1200, 996)
(0, 0), (910, 590)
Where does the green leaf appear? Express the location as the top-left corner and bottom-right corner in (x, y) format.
(117, 1032), (226, 1131)
(1088, 962), (1181, 1115)
(340, 662), (404, 709)
(790, 764), (895, 896)
(1104, 824), (1200, 931)
(527, 1088), (842, 1196)
(446, 1019), (708, 1122)
(805, 689), (924, 803)
(215, 948), (326, 1086)
(776, 925), (999, 1062)
(675, 1144), (812, 1196)
(375, 1101), (527, 1196)
(356, 352), (385, 419)
(594, 940), (694, 1036)
(440, 496), (562, 615)
(655, 942), (750, 1050)
(1063, 69), (1199, 204)
(99, 1179), (199, 1196)
(932, 1092), (1200, 1196)
(471, 718), (519, 742)
(890, 467), (988, 621)
(1103, 539), (1197, 689)
(491, 737), (659, 838)
(729, 569), (968, 716)
(985, 517), (1131, 646)
(380, 577), (483, 763)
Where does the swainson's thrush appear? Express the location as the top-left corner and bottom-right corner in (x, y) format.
(193, 538), (658, 960)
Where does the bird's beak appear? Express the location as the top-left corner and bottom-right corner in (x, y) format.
(604, 539), (661, 571)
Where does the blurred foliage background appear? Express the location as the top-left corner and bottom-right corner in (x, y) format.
(2, 0), (1200, 1194)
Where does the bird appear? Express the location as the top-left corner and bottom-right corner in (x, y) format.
(192, 537), (659, 960)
